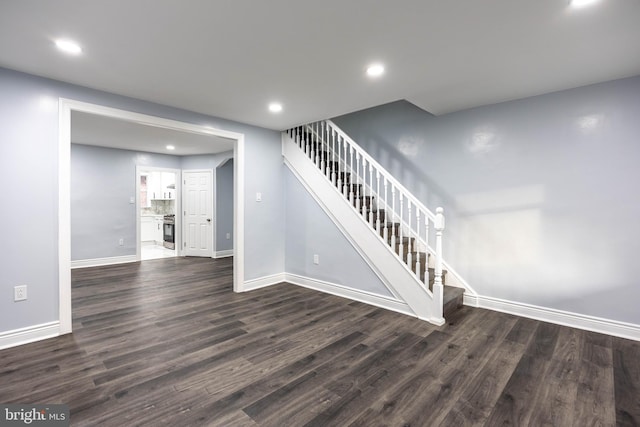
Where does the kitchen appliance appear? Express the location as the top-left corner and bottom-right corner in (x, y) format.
(163, 214), (175, 250)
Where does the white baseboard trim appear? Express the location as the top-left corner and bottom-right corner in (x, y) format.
(465, 294), (640, 342)
(71, 255), (138, 269)
(242, 273), (287, 292)
(0, 321), (60, 350)
(214, 249), (234, 258)
(285, 273), (414, 318)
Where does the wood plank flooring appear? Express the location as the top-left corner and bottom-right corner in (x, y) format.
(1, 257), (638, 426)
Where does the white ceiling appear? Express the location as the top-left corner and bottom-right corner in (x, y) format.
(71, 111), (235, 156)
(1, 1), (639, 131)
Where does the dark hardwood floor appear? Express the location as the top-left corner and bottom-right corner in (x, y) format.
(1, 257), (638, 426)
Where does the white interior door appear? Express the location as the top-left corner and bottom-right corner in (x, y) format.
(183, 170), (213, 257)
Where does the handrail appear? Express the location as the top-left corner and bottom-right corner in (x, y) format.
(326, 120), (436, 222)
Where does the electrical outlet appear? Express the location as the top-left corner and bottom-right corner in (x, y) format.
(119, 238), (124, 246)
(226, 233), (231, 239)
(313, 254), (320, 265)
(14, 285), (27, 301)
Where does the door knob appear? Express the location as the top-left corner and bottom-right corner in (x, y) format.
(206, 218), (211, 222)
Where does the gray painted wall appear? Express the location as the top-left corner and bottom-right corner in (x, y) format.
(284, 169), (393, 298)
(70, 144), (181, 261)
(0, 67), (283, 333)
(216, 159), (234, 252)
(180, 151), (232, 170)
(333, 75), (640, 325)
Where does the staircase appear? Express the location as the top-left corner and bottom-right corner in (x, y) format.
(283, 121), (464, 324)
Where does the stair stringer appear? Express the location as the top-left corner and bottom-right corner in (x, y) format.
(283, 135), (444, 325)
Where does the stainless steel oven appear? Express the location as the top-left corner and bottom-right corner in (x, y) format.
(163, 214), (175, 250)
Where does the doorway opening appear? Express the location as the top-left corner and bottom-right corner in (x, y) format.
(138, 167), (180, 260)
(59, 99), (246, 334)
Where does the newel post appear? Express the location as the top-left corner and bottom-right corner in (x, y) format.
(433, 207), (445, 317)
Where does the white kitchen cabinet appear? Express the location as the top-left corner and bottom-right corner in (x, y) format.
(148, 172), (176, 200)
(161, 172), (176, 200)
(142, 215), (164, 243)
(141, 216), (155, 241)
(154, 217), (164, 243)
(149, 172), (163, 200)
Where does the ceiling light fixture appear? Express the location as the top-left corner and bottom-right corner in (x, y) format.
(569, 0), (599, 8)
(55, 39), (82, 55)
(166, 145), (175, 150)
(366, 63), (385, 78)
(268, 102), (283, 113)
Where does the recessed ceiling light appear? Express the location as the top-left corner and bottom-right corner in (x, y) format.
(55, 39), (82, 55)
(268, 102), (283, 113)
(570, 0), (599, 8)
(366, 63), (385, 78)
(166, 145), (175, 151)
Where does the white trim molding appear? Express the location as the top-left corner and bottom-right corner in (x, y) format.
(242, 273), (287, 292)
(214, 250), (234, 258)
(285, 273), (414, 318)
(0, 322), (60, 351)
(240, 272), (414, 318)
(59, 98), (246, 335)
(465, 294), (640, 342)
(71, 255), (138, 269)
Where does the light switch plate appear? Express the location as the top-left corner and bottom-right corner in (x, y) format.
(256, 192), (262, 202)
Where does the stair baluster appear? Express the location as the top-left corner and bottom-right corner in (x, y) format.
(434, 207), (445, 290)
(407, 202), (412, 269)
(415, 210), (421, 280)
(425, 217), (430, 285)
(330, 125), (336, 185)
(375, 171), (381, 233)
(391, 186), (397, 248)
(383, 178), (389, 242)
(338, 137), (343, 192)
(342, 138), (348, 197)
(311, 123), (317, 164)
(349, 146), (354, 204)
(318, 123), (325, 171)
(299, 126), (304, 150)
(312, 124), (318, 167)
(355, 153), (361, 210)
(368, 163), (374, 226)
(399, 193), (404, 260)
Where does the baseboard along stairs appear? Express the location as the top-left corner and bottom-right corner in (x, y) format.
(283, 120), (466, 325)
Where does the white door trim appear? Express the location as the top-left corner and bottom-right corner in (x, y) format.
(136, 166), (182, 260)
(59, 98), (245, 334)
(182, 169), (215, 257)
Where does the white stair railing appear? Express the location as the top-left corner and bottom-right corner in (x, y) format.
(285, 120), (445, 299)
